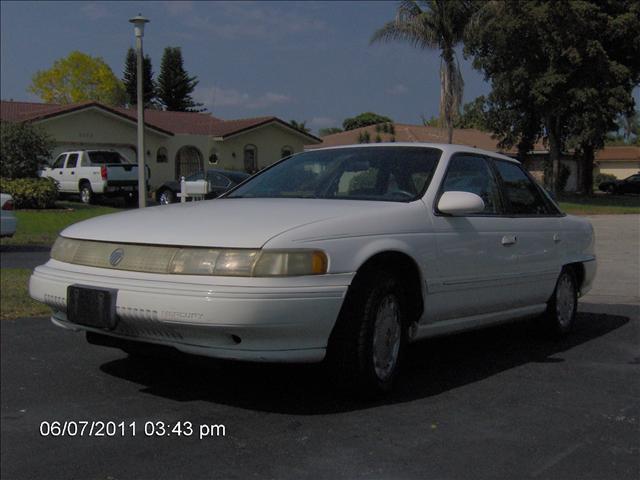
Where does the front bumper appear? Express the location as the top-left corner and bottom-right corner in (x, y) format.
(29, 260), (353, 362)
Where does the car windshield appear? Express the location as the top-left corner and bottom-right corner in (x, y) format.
(227, 147), (441, 202)
(186, 171), (205, 181)
(225, 171), (250, 183)
(87, 151), (126, 165)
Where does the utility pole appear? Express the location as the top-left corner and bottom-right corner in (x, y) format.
(129, 14), (149, 208)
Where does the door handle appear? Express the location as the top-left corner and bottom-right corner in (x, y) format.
(501, 235), (517, 246)
(58, 171), (63, 175)
(553, 233), (561, 243)
(70, 171), (75, 175)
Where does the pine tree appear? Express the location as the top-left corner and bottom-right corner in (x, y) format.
(123, 48), (156, 107)
(157, 47), (203, 112)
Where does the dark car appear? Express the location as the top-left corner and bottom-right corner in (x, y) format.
(154, 169), (250, 205)
(598, 173), (640, 195)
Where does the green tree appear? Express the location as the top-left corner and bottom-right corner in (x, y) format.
(123, 47), (156, 107)
(318, 127), (343, 136)
(453, 95), (489, 131)
(289, 120), (311, 134)
(0, 122), (54, 178)
(157, 47), (203, 112)
(343, 112), (393, 131)
(421, 114), (439, 127)
(371, 0), (478, 143)
(28, 51), (125, 105)
(466, 1), (640, 194)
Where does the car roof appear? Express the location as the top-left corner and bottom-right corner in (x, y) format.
(308, 142), (520, 164)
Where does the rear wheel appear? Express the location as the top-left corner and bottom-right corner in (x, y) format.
(544, 267), (578, 336)
(326, 270), (409, 394)
(79, 183), (93, 204)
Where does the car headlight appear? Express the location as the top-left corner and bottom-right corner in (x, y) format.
(253, 250), (328, 276)
(51, 237), (327, 276)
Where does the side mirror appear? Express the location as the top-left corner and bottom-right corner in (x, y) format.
(437, 191), (485, 216)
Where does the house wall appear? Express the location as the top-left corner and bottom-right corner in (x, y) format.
(36, 108), (169, 189)
(207, 123), (308, 172)
(520, 155), (578, 191)
(34, 110), (311, 191)
(596, 162), (640, 179)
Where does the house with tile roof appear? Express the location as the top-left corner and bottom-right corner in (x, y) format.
(0, 100), (321, 189)
(594, 146), (640, 180)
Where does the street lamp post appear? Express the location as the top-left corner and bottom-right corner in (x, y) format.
(129, 14), (149, 208)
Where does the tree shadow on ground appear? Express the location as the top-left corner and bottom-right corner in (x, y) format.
(99, 307), (631, 415)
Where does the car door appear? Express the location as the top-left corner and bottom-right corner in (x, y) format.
(61, 153), (79, 191)
(207, 172), (232, 197)
(491, 159), (562, 306)
(622, 174), (640, 194)
(427, 153), (523, 322)
(49, 153), (67, 191)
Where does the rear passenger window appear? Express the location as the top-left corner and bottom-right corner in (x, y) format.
(493, 160), (550, 215)
(441, 154), (501, 214)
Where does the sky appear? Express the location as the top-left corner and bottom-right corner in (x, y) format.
(1, 1), (637, 134)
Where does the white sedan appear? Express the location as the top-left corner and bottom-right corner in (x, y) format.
(1, 193), (18, 237)
(29, 144), (596, 392)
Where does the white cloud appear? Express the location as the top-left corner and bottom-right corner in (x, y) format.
(81, 2), (111, 20)
(179, 2), (327, 40)
(387, 83), (409, 96)
(195, 86), (292, 110)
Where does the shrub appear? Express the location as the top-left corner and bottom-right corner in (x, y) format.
(0, 121), (54, 178)
(0, 177), (59, 209)
(594, 172), (617, 188)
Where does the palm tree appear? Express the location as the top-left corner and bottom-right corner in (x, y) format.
(371, 0), (476, 143)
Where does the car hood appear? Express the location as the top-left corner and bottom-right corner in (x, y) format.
(61, 198), (411, 248)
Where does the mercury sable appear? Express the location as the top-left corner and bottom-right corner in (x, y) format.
(29, 144), (596, 392)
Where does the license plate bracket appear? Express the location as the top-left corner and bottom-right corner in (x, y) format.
(67, 285), (118, 330)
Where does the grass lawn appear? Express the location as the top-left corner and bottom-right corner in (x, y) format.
(0, 201), (119, 247)
(558, 194), (640, 215)
(0, 268), (50, 320)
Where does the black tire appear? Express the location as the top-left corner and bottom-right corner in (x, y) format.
(79, 182), (94, 204)
(157, 188), (175, 205)
(544, 267), (578, 336)
(326, 269), (409, 394)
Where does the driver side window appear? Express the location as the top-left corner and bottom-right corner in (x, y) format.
(52, 154), (66, 169)
(441, 154), (501, 214)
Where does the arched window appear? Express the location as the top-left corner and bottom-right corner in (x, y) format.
(156, 147), (168, 163)
(175, 146), (204, 179)
(209, 147), (219, 164)
(281, 146), (293, 158)
(243, 144), (257, 173)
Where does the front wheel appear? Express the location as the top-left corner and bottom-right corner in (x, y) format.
(326, 270), (409, 394)
(544, 268), (578, 336)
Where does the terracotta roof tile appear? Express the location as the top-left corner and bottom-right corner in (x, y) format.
(307, 123), (549, 154)
(0, 100), (321, 142)
(595, 146), (640, 162)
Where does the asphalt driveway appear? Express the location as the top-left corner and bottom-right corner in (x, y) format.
(1, 215), (638, 480)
